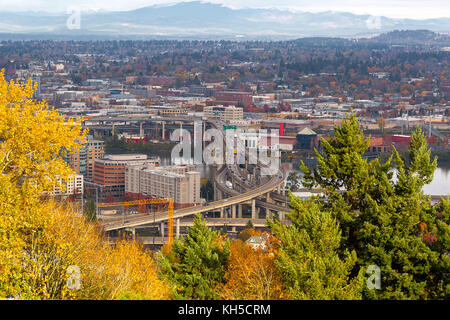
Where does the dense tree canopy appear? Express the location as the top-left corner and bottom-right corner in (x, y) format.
(158, 214), (230, 300)
(297, 114), (449, 299)
(0, 73), (169, 300)
(269, 199), (364, 299)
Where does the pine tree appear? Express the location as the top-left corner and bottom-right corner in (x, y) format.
(300, 113), (394, 246)
(269, 199), (364, 299)
(83, 196), (96, 222)
(297, 114), (450, 299)
(158, 214), (230, 300)
(357, 128), (448, 299)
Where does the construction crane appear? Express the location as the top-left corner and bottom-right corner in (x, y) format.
(97, 198), (174, 249)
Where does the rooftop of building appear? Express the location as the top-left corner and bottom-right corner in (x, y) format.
(105, 154), (148, 161)
(297, 127), (317, 135)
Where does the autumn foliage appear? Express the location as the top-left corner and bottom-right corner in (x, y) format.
(220, 236), (285, 300)
(0, 72), (169, 300)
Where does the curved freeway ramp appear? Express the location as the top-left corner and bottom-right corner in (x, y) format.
(101, 170), (286, 231)
(100, 119), (288, 232)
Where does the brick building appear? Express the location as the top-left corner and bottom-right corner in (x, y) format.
(212, 91), (253, 107)
(90, 154), (160, 201)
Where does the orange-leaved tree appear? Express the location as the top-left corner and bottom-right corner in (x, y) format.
(220, 236), (285, 300)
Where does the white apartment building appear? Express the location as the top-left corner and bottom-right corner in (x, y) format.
(125, 164), (200, 206)
(203, 105), (243, 122)
(49, 174), (84, 197)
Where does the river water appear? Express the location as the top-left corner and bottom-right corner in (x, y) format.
(283, 162), (450, 196)
(160, 156), (449, 196)
(422, 167), (450, 196)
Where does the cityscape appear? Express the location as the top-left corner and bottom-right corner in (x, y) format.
(0, 0), (449, 306)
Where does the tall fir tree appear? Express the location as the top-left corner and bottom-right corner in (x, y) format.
(269, 198), (364, 299)
(158, 214), (230, 300)
(297, 114), (449, 299)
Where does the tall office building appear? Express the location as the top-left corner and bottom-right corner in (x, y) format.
(66, 144), (87, 177)
(86, 137), (104, 181)
(65, 135), (104, 181)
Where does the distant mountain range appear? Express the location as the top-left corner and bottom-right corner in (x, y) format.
(0, 1), (449, 40)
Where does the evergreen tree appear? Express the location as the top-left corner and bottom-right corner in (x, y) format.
(357, 128), (447, 299)
(158, 214), (230, 300)
(297, 114), (449, 299)
(83, 196), (96, 222)
(200, 179), (214, 201)
(286, 171), (302, 191)
(269, 198), (364, 299)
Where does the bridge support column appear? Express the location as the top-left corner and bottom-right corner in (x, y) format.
(232, 205), (236, 219)
(266, 192), (272, 203)
(139, 122), (143, 137)
(220, 207), (224, 218)
(251, 199), (256, 219)
(131, 228), (136, 240)
(214, 182), (219, 201)
(161, 222), (165, 238)
(238, 204), (242, 218)
(215, 186), (219, 201)
(176, 218), (180, 238)
(162, 121), (166, 140)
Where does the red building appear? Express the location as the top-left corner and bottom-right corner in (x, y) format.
(212, 91), (253, 107)
(91, 154), (160, 201)
(93, 154), (160, 186)
(391, 135), (412, 149)
(368, 136), (392, 153)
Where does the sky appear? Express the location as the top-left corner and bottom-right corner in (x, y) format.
(0, 0), (448, 19)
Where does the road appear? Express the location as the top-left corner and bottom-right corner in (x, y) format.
(100, 119), (288, 231)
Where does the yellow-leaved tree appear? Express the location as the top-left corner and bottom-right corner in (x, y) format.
(0, 70), (85, 298)
(0, 71), (169, 300)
